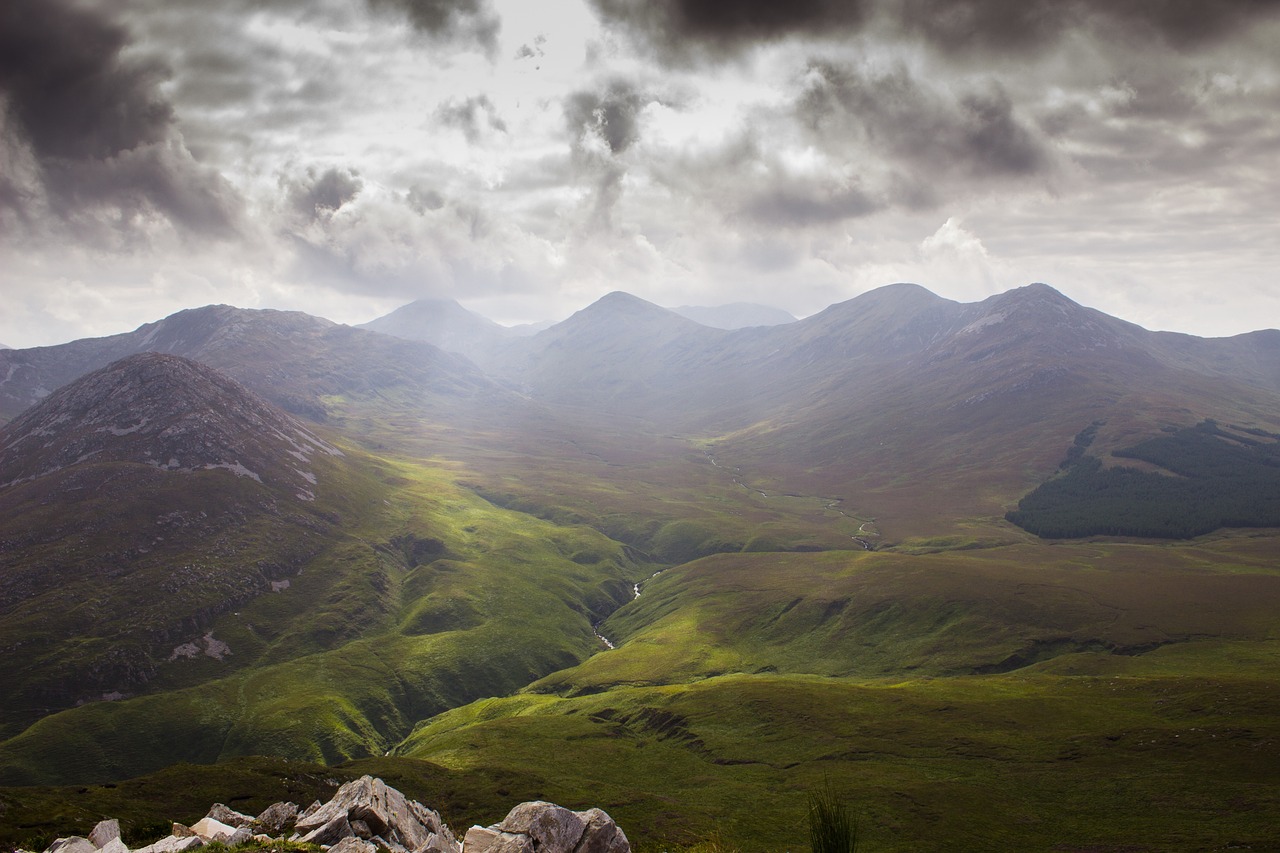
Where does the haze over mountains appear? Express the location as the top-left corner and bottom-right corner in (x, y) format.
(3, 283), (1280, 851)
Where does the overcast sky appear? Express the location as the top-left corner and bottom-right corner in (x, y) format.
(2, 0), (1279, 348)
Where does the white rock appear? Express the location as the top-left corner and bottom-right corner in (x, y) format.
(189, 818), (236, 843)
(89, 821), (121, 849)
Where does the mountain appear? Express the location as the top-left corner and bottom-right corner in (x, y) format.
(0, 353), (356, 737)
(0, 305), (507, 425)
(5, 284), (1280, 852)
(0, 353), (636, 783)
(356, 298), (512, 364)
(473, 282), (1280, 539)
(669, 302), (796, 329)
(499, 291), (726, 412)
(0, 352), (340, 493)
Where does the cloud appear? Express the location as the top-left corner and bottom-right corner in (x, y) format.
(586, 0), (873, 61)
(895, 0), (1280, 55)
(282, 166), (364, 224)
(562, 78), (657, 231)
(0, 0), (241, 242)
(590, 0), (1280, 62)
(365, 0), (500, 54)
(434, 95), (509, 143)
(795, 59), (1053, 183)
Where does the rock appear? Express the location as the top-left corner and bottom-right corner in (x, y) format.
(227, 827), (253, 848)
(297, 814), (354, 846)
(45, 837), (95, 853)
(293, 775), (456, 853)
(205, 805), (254, 829)
(89, 820), (121, 849)
(297, 800), (323, 822)
(571, 809), (629, 853)
(252, 802), (299, 835)
(97, 840), (129, 853)
(497, 802), (585, 853)
(461, 827), (534, 853)
(133, 837), (204, 853)
(329, 839), (378, 853)
(189, 819), (236, 844)
(350, 820), (373, 840)
(420, 831), (458, 853)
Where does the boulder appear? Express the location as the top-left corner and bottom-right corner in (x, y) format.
(205, 805), (254, 829)
(467, 803), (629, 853)
(497, 803), (585, 853)
(189, 819), (236, 844)
(97, 840), (129, 853)
(462, 827), (534, 853)
(45, 837), (95, 853)
(133, 836), (204, 853)
(571, 809), (629, 853)
(297, 814), (354, 847)
(293, 775), (456, 853)
(253, 802), (299, 836)
(89, 821), (121, 849)
(420, 831), (459, 853)
(297, 800), (323, 822)
(329, 839), (378, 853)
(170, 826), (193, 840)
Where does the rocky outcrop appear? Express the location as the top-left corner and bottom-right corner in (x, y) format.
(463, 802), (628, 853)
(37, 778), (627, 853)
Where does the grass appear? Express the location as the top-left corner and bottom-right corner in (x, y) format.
(8, 380), (1280, 850)
(0, 450), (643, 786)
(808, 778), (858, 853)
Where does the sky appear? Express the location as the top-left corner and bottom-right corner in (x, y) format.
(2, 0), (1279, 349)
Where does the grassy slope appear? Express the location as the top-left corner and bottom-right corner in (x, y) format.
(392, 538), (1280, 851)
(0, 455), (640, 786)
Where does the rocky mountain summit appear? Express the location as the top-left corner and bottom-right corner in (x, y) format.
(34, 777), (628, 853)
(0, 352), (341, 497)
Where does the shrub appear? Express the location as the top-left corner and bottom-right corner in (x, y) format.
(808, 779), (858, 853)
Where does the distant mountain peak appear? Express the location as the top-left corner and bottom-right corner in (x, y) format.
(0, 352), (340, 497)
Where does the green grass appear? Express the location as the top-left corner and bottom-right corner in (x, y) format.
(0, 452), (642, 786)
(395, 669), (1280, 851)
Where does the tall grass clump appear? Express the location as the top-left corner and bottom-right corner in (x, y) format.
(808, 778), (858, 853)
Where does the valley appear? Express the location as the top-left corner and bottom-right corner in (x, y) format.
(2, 284), (1280, 851)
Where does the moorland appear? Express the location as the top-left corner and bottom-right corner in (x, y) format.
(1, 283), (1278, 852)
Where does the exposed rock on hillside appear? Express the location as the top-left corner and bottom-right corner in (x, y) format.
(0, 353), (376, 729)
(32, 777), (628, 853)
(0, 352), (340, 496)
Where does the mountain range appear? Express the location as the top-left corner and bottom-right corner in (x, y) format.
(2, 283), (1280, 852)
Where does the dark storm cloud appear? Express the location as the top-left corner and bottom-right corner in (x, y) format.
(796, 60), (1051, 180)
(563, 79), (656, 230)
(587, 0), (872, 60)
(0, 0), (240, 237)
(590, 0), (1280, 59)
(365, 0), (500, 53)
(435, 95), (509, 143)
(283, 166), (364, 223)
(564, 80), (651, 155)
(742, 182), (882, 226)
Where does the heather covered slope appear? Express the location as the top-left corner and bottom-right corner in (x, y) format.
(396, 538), (1280, 851)
(0, 355), (639, 779)
(4, 285), (1280, 850)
